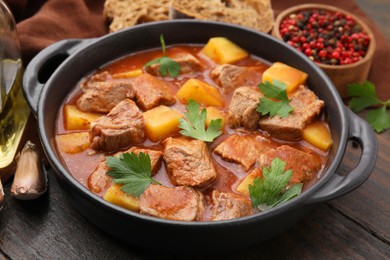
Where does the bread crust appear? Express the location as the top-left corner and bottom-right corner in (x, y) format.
(103, 0), (274, 33)
(169, 0), (274, 33)
(103, 0), (171, 32)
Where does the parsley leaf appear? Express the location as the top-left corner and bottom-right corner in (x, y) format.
(348, 81), (381, 112)
(256, 80), (294, 118)
(144, 35), (181, 77)
(179, 99), (222, 142)
(348, 81), (390, 133)
(367, 106), (390, 133)
(105, 152), (161, 197)
(249, 157), (303, 211)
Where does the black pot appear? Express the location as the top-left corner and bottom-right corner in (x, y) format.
(23, 20), (377, 254)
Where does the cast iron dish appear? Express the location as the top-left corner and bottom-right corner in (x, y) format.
(23, 20), (377, 253)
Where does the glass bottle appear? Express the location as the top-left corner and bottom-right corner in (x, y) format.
(0, 1), (30, 168)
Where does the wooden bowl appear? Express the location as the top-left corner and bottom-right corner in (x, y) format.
(272, 4), (376, 98)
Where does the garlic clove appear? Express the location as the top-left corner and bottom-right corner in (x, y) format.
(11, 141), (48, 200)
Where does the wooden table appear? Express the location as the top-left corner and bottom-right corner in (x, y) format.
(1, 2), (389, 259)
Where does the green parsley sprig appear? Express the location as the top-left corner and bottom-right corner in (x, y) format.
(105, 152), (161, 197)
(144, 35), (181, 78)
(179, 99), (223, 142)
(249, 158), (303, 211)
(348, 81), (390, 133)
(256, 80), (294, 118)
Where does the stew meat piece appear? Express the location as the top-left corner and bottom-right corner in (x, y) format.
(214, 134), (273, 171)
(257, 145), (322, 185)
(81, 71), (111, 87)
(88, 160), (112, 194)
(145, 52), (203, 76)
(77, 81), (134, 114)
(90, 99), (145, 151)
(210, 190), (252, 221)
(88, 147), (163, 194)
(227, 86), (263, 130)
(259, 85), (325, 141)
(140, 184), (204, 221)
(163, 137), (217, 187)
(77, 71), (134, 114)
(131, 74), (176, 110)
(125, 147), (164, 174)
(210, 64), (262, 94)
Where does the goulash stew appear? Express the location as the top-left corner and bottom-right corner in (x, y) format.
(55, 37), (333, 221)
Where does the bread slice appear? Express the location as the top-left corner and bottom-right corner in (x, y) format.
(104, 0), (171, 32)
(169, 0), (274, 33)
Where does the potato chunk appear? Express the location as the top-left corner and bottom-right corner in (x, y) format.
(64, 105), (101, 130)
(236, 168), (263, 196)
(56, 132), (90, 154)
(104, 184), (140, 212)
(177, 78), (224, 107)
(206, 107), (226, 129)
(143, 105), (182, 142)
(302, 121), (333, 151)
(201, 37), (248, 64)
(262, 62), (308, 94)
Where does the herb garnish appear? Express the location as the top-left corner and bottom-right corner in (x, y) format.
(144, 35), (181, 77)
(179, 99), (223, 142)
(249, 158), (303, 211)
(105, 152), (161, 197)
(256, 80), (294, 118)
(348, 81), (390, 133)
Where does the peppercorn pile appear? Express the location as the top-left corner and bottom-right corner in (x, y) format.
(279, 9), (371, 65)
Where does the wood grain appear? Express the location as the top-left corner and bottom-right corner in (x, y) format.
(1, 174), (389, 259)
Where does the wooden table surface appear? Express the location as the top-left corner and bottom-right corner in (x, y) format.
(1, 2), (389, 259)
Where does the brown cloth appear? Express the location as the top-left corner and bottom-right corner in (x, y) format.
(1, 0), (389, 182)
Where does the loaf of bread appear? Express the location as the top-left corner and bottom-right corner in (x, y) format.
(103, 0), (171, 32)
(103, 0), (274, 33)
(169, 0), (274, 33)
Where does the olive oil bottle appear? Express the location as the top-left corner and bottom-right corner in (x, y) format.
(1, 1), (30, 169)
(0, 59), (29, 168)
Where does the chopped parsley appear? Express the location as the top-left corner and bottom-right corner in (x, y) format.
(249, 158), (303, 211)
(256, 80), (294, 118)
(144, 35), (181, 77)
(105, 152), (160, 197)
(348, 81), (390, 133)
(179, 99), (223, 142)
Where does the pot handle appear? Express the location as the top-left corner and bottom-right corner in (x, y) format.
(23, 38), (94, 117)
(305, 108), (377, 205)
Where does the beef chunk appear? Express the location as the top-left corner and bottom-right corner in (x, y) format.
(210, 64), (263, 94)
(131, 74), (176, 110)
(124, 147), (163, 174)
(140, 184), (204, 221)
(214, 134), (273, 171)
(145, 52), (203, 76)
(81, 71), (112, 90)
(77, 81), (134, 113)
(88, 147), (162, 194)
(90, 99), (145, 151)
(227, 86), (263, 130)
(163, 137), (217, 187)
(210, 190), (252, 221)
(88, 160), (112, 194)
(259, 85), (324, 141)
(257, 145), (322, 185)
